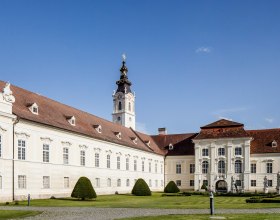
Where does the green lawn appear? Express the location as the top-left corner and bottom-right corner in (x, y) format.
(0, 210), (41, 219)
(5, 193), (280, 209)
(118, 214), (280, 220)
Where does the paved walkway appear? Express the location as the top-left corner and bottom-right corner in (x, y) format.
(1, 206), (280, 220)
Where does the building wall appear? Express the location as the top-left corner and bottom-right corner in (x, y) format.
(0, 118), (164, 202)
(164, 155), (195, 190)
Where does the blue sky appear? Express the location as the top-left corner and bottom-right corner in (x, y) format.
(0, 0), (280, 134)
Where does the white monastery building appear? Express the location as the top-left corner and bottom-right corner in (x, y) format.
(0, 57), (279, 202)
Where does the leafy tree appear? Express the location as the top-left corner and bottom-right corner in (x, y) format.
(164, 181), (180, 193)
(71, 177), (97, 200)
(132, 178), (151, 196)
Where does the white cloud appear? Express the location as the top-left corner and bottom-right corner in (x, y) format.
(265, 118), (274, 123)
(218, 116), (233, 121)
(195, 47), (212, 53)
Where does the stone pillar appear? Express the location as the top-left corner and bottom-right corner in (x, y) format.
(210, 143), (216, 190)
(194, 143), (201, 191)
(243, 140), (251, 191)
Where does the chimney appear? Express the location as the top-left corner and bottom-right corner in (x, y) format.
(158, 127), (167, 135)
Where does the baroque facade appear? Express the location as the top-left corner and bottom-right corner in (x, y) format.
(0, 58), (279, 201)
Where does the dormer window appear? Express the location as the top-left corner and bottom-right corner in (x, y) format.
(145, 140), (151, 147)
(131, 137), (137, 144)
(114, 132), (121, 139)
(68, 116), (76, 126)
(93, 125), (102, 133)
(169, 143), (174, 150)
(272, 140), (277, 148)
(29, 103), (39, 115)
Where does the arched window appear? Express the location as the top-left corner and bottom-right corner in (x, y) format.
(202, 161), (209, 174)
(107, 178), (111, 187)
(235, 160), (242, 173)
(218, 160), (225, 174)
(118, 102), (122, 110)
(129, 102), (131, 111)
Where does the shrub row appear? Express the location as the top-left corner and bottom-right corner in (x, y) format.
(246, 198), (280, 203)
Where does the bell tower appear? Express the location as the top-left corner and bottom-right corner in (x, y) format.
(112, 55), (136, 130)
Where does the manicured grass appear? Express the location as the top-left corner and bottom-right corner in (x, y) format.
(6, 193), (280, 209)
(119, 214), (280, 220)
(0, 210), (41, 219)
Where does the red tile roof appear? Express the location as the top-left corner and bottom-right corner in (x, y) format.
(151, 133), (197, 156)
(0, 81), (164, 155)
(2, 81), (280, 155)
(194, 119), (250, 140)
(247, 129), (280, 154)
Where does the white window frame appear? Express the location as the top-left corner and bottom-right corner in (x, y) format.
(43, 176), (50, 189)
(95, 153), (100, 167)
(176, 180), (181, 186)
(126, 179), (130, 187)
(95, 178), (100, 188)
(202, 148), (208, 156)
(202, 161), (208, 174)
(218, 160), (225, 174)
(235, 160), (242, 173)
(251, 163), (256, 173)
(117, 179), (121, 187)
(251, 180), (256, 187)
(107, 178), (111, 187)
(18, 175), (26, 189)
(80, 150), (85, 166)
(117, 156), (120, 169)
(176, 163), (182, 174)
(235, 147), (242, 156)
(134, 159), (137, 171)
(218, 147), (225, 156)
(18, 140), (26, 160)
(64, 177), (69, 188)
(43, 144), (50, 163)
(142, 161), (145, 172)
(63, 147), (69, 165)
(149, 162), (151, 173)
(107, 155), (111, 168)
(190, 164), (195, 173)
(126, 158), (129, 170)
(266, 162), (273, 173)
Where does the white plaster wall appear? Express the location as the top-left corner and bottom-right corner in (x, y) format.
(165, 155), (195, 190)
(12, 120), (164, 201)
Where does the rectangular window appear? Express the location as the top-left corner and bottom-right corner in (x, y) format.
(190, 180), (194, 187)
(107, 155), (110, 168)
(64, 177), (69, 188)
(161, 164), (163, 174)
(149, 179), (152, 187)
(18, 175), (26, 189)
(18, 140), (26, 160)
(149, 162), (151, 173)
(251, 180), (256, 187)
(142, 161), (144, 172)
(190, 164), (195, 173)
(266, 163), (273, 173)
(203, 180), (208, 187)
(80, 150), (85, 166)
(251, 164), (256, 173)
(268, 180), (273, 187)
(117, 156), (120, 169)
(235, 147), (242, 156)
(176, 180), (181, 186)
(117, 179), (121, 187)
(176, 164), (182, 174)
(134, 160), (137, 171)
(43, 176), (50, 189)
(155, 163), (158, 173)
(0, 135), (2, 157)
(43, 144), (50, 162)
(126, 158), (129, 170)
(63, 148), (69, 165)
(218, 148), (225, 156)
(95, 178), (100, 188)
(126, 179), (130, 187)
(95, 153), (100, 167)
(202, 148), (208, 156)
(107, 178), (111, 187)
(235, 180), (241, 186)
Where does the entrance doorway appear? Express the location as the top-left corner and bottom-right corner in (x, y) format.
(216, 180), (227, 193)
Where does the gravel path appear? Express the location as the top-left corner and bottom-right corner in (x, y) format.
(1, 206), (280, 220)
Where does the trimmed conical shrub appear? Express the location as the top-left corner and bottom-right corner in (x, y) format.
(71, 177), (97, 200)
(132, 178), (151, 196)
(164, 181), (180, 193)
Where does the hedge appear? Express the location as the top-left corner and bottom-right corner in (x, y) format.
(71, 177), (97, 200)
(164, 181), (180, 193)
(132, 178), (151, 196)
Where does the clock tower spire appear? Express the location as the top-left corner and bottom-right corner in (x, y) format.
(112, 55), (136, 130)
